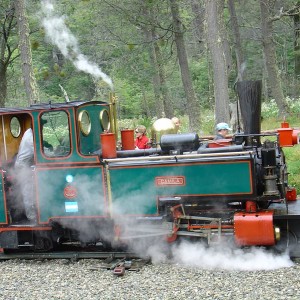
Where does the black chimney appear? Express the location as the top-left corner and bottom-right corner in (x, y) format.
(236, 80), (262, 135)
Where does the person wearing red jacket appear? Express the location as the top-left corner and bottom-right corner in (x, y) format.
(134, 125), (150, 149)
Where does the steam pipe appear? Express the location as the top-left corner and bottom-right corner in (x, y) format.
(197, 145), (244, 154)
(103, 151), (253, 163)
(116, 148), (162, 158)
(1, 116), (7, 160)
(109, 93), (118, 135)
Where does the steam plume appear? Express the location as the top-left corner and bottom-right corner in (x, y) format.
(40, 0), (113, 89)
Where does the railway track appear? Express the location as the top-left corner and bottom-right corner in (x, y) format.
(0, 250), (150, 275)
(0, 250), (140, 260)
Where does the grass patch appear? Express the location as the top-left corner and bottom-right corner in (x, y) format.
(283, 145), (300, 192)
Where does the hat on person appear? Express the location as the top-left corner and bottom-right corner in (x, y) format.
(216, 122), (232, 131)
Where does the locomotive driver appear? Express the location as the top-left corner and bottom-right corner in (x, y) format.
(15, 119), (51, 224)
(15, 126), (36, 223)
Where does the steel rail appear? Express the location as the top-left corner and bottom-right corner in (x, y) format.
(0, 251), (140, 260)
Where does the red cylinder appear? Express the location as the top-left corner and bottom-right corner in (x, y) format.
(234, 211), (275, 246)
(121, 129), (135, 150)
(100, 133), (117, 158)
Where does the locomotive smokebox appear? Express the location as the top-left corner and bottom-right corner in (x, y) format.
(236, 80), (262, 145)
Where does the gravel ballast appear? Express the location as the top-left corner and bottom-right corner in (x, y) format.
(0, 256), (299, 300)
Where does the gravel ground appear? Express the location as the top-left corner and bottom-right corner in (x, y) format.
(0, 258), (300, 300)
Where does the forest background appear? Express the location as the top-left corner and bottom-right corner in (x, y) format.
(1, 0), (300, 187)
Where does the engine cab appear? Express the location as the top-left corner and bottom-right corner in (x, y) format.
(0, 101), (112, 229)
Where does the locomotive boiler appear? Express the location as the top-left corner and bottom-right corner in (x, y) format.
(0, 84), (299, 257)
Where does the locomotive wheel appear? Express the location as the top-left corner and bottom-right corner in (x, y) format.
(272, 230), (297, 255)
(34, 235), (53, 252)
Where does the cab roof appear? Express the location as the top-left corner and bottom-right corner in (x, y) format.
(0, 100), (108, 114)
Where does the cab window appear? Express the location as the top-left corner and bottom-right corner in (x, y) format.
(78, 107), (111, 155)
(10, 117), (21, 138)
(41, 111), (70, 157)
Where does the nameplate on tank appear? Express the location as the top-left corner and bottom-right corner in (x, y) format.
(155, 176), (185, 186)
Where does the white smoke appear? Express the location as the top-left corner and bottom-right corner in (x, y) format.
(108, 208), (294, 271)
(40, 0), (113, 89)
(115, 227), (294, 271)
(168, 241), (294, 271)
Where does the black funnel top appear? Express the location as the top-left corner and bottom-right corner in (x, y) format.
(236, 80), (262, 135)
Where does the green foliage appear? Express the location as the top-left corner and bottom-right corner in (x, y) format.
(2, 0), (299, 120)
(43, 125), (69, 148)
(262, 97), (300, 120)
(199, 110), (215, 135)
(190, 60), (210, 107)
(115, 79), (146, 118)
(261, 99), (279, 118)
(284, 146), (300, 193)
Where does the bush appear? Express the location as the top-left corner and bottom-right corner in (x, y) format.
(262, 97), (300, 118)
(261, 99), (279, 118)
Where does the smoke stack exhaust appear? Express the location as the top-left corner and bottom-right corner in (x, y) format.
(236, 80), (262, 136)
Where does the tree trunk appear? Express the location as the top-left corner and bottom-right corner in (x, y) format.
(0, 25), (7, 107)
(0, 1), (16, 107)
(141, 88), (151, 118)
(205, 0), (230, 124)
(151, 54), (165, 118)
(169, 0), (201, 131)
(189, 0), (205, 57)
(218, 0), (232, 73)
(0, 33), (8, 107)
(14, 0), (39, 105)
(141, 3), (172, 118)
(143, 24), (164, 117)
(0, 66), (7, 108)
(260, 0), (289, 116)
(228, 0), (246, 81)
(294, 1), (300, 96)
(152, 38), (174, 118)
